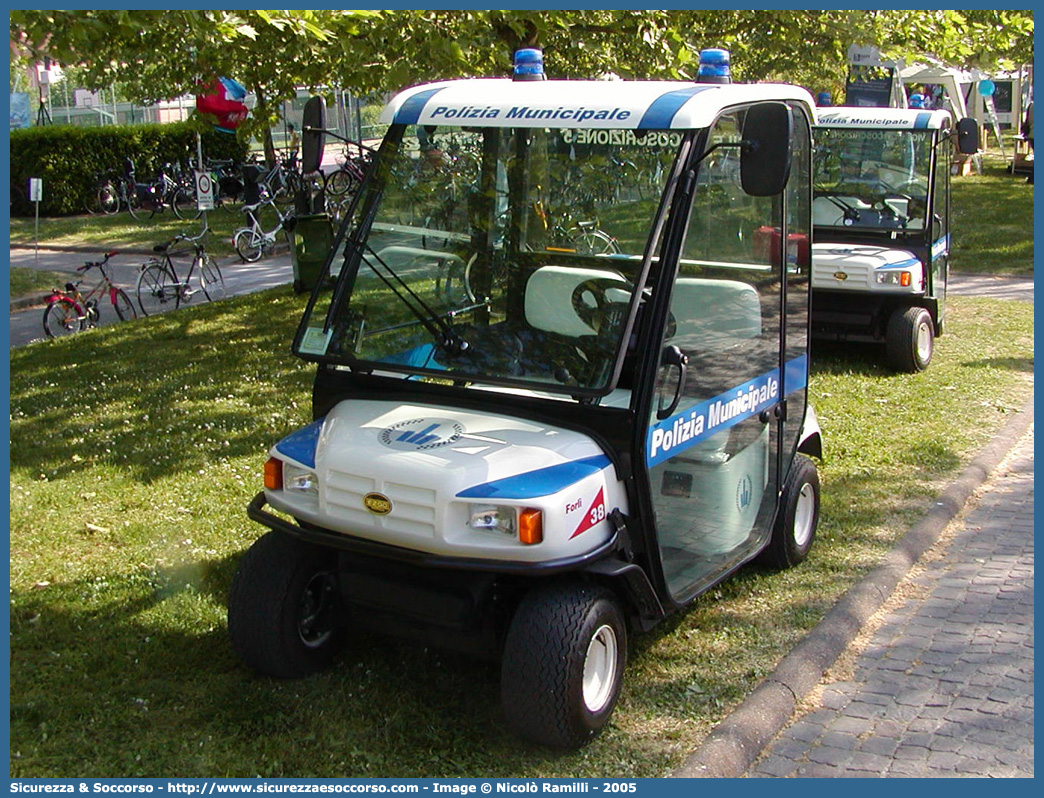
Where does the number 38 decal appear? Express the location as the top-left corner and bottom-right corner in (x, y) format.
(570, 487), (607, 539)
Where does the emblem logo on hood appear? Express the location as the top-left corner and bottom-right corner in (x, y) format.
(379, 418), (465, 451)
(363, 493), (392, 515)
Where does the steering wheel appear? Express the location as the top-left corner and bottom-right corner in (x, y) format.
(571, 278), (630, 334)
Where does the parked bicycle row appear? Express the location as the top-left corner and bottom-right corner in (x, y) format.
(83, 140), (373, 223)
(42, 230), (226, 339)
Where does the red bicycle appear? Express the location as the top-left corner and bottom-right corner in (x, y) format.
(42, 251), (137, 338)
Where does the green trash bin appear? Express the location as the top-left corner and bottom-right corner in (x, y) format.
(290, 213), (334, 294)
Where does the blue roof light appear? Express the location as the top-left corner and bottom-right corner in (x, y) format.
(697, 48), (731, 84)
(513, 48), (545, 81)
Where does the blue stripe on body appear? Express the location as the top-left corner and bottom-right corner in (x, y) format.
(456, 455), (612, 500)
(913, 112), (933, 129)
(393, 88), (446, 125)
(637, 86), (713, 129)
(274, 418), (325, 469)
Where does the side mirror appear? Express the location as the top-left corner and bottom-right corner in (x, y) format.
(956, 117), (980, 155)
(301, 96), (327, 175)
(741, 102), (793, 196)
(655, 345), (688, 420)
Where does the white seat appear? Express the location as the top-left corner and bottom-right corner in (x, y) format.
(524, 265), (628, 338)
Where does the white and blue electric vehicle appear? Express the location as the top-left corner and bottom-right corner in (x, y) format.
(811, 106), (979, 371)
(228, 50), (823, 748)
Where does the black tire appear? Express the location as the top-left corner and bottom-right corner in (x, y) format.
(125, 182), (145, 221)
(234, 228), (265, 263)
(97, 181), (120, 215)
(136, 262), (181, 316)
(42, 299), (84, 338)
(112, 288), (137, 321)
(886, 306), (934, 373)
(324, 168), (358, 198)
(170, 186), (202, 220)
(198, 254), (226, 302)
(501, 583), (627, 748)
(758, 454), (820, 569)
(227, 530), (343, 678)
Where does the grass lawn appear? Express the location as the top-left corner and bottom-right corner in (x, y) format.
(9, 201), (290, 262)
(8, 141), (1034, 778)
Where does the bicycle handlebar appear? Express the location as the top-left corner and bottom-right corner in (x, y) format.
(78, 250), (120, 271)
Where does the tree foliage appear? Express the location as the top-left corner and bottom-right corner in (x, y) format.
(10, 9), (1034, 138)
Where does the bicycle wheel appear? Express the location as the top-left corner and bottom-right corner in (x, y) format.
(571, 228), (620, 256)
(273, 173), (297, 206)
(42, 299), (84, 338)
(136, 262), (181, 316)
(198, 254), (226, 302)
(112, 288), (137, 321)
(234, 228), (265, 263)
(324, 168), (358, 198)
(97, 181), (120, 215)
(125, 183), (145, 221)
(170, 185), (202, 220)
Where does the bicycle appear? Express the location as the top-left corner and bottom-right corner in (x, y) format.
(42, 251), (137, 338)
(233, 197), (296, 262)
(136, 227), (226, 316)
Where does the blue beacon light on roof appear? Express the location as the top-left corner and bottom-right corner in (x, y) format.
(697, 48), (731, 84)
(513, 48), (545, 81)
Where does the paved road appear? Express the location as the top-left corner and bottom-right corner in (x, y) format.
(747, 425), (1034, 777)
(9, 249), (1033, 349)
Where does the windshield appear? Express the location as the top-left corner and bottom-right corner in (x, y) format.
(295, 124), (683, 396)
(813, 127), (934, 232)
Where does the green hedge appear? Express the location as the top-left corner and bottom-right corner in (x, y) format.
(10, 121), (249, 217)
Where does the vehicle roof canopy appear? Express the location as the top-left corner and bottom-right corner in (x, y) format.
(379, 78), (815, 130)
(816, 106), (953, 131)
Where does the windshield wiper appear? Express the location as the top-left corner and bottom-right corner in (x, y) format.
(815, 183), (860, 223)
(361, 242), (471, 357)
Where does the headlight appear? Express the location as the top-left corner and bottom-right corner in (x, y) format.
(283, 462), (319, 495)
(468, 504), (517, 536)
(467, 504), (543, 544)
(876, 270), (912, 287)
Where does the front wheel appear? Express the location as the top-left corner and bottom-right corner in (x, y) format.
(42, 299), (84, 338)
(136, 262), (180, 316)
(886, 306), (934, 372)
(758, 454), (820, 569)
(227, 530), (343, 678)
(501, 583), (627, 748)
(234, 228), (265, 262)
(112, 288), (137, 321)
(198, 255), (226, 302)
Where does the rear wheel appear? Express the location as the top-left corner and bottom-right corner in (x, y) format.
(170, 185), (201, 220)
(501, 582), (627, 748)
(234, 228), (265, 262)
(228, 530), (343, 678)
(97, 181), (120, 215)
(112, 288), (137, 321)
(571, 227), (620, 256)
(758, 454), (820, 569)
(886, 306), (934, 372)
(136, 262), (181, 316)
(42, 299), (84, 338)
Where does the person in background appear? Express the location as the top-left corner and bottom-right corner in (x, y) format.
(1021, 101), (1033, 184)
